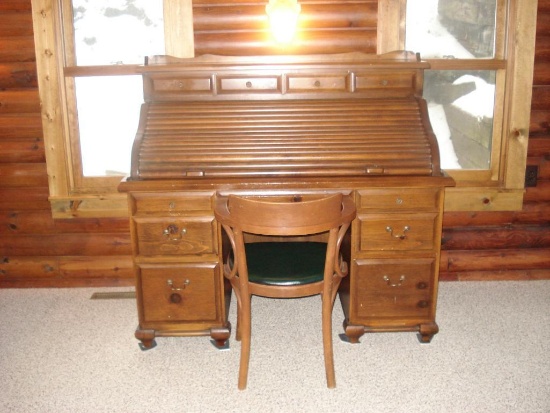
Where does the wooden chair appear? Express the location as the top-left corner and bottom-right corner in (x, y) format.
(214, 193), (356, 390)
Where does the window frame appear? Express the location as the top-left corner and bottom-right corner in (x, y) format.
(32, 0), (537, 217)
(379, 0), (537, 211)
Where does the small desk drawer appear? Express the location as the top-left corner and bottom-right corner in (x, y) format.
(218, 76), (280, 93)
(151, 76), (212, 93)
(287, 75), (349, 92)
(134, 216), (215, 256)
(131, 192), (213, 214)
(358, 212), (437, 251)
(352, 258), (435, 320)
(355, 72), (415, 92)
(357, 188), (439, 211)
(139, 263), (219, 323)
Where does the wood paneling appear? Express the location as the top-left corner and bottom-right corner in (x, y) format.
(0, 0), (549, 287)
(193, 0), (378, 56)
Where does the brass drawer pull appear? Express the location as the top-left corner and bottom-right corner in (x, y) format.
(167, 279), (190, 291)
(386, 225), (410, 240)
(163, 224), (187, 241)
(383, 275), (405, 287)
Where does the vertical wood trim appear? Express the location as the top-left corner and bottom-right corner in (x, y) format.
(377, 0), (405, 53)
(164, 0), (195, 58)
(503, 0), (538, 189)
(31, 0), (70, 197)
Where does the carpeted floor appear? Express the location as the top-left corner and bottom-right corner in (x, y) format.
(0, 281), (548, 413)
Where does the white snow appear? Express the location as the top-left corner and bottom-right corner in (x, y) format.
(74, 0), (497, 175)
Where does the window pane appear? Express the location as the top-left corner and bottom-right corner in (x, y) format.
(425, 70), (496, 170)
(75, 76), (143, 176)
(406, 0), (497, 59)
(72, 0), (164, 65)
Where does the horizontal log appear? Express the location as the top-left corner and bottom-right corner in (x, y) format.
(0, 209), (130, 234)
(195, 28), (376, 56)
(0, 62), (37, 89)
(534, 34), (550, 60)
(442, 248), (550, 272)
(527, 136), (550, 157)
(0, 209), (54, 234)
(442, 225), (550, 250)
(58, 256), (134, 279)
(0, 186), (50, 210)
(0, 276), (135, 288)
(440, 268), (550, 281)
(0, 1), (32, 12)
(524, 181), (550, 202)
(0, 233), (132, 256)
(528, 110), (550, 136)
(0, 163), (48, 187)
(0, 255), (134, 288)
(194, 2), (377, 31)
(0, 90), (41, 113)
(0, 11), (33, 37)
(0, 114), (43, 139)
(0, 256), (58, 278)
(443, 201), (550, 227)
(533, 61), (550, 85)
(530, 86), (550, 110)
(529, 156), (550, 180)
(0, 138), (44, 163)
(0, 36), (36, 63)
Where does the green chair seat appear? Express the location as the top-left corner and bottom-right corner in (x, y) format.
(245, 242), (327, 286)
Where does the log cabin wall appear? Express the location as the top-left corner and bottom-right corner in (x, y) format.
(439, 0), (550, 281)
(0, 0), (548, 287)
(193, 0), (378, 55)
(0, 0), (134, 286)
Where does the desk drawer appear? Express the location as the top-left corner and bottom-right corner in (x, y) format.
(358, 212), (437, 251)
(357, 188), (439, 211)
(218, 76), (281, 93)
(131, 192), (213, 215)
(134, 216), (215, 256)
(139, 263), (218, 323)
(355, 72), (415, 93)
(151, 76), (212, 93)
(287, 74), (349, 92)
(352, 258), (435, 320)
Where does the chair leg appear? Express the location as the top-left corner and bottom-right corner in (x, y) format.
(322, 292), (336, 388)
(237, 294), (252, 390)
(235, 294), (242, 342)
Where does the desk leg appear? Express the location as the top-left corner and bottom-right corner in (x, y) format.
(340, 320), (365, 344)
(418, 322), (439, 343)
(135, 328), (157, 350)
(210, 322), (232, 350)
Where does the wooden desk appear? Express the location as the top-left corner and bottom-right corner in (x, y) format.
(118, 52), (455, 349)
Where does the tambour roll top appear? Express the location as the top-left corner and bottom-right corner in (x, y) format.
(129, 51), (442, 180)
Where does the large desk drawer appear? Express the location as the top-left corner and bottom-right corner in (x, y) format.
(352, 258), (435, 321)
(138, 263), (219, 323)
(134, 216), (215, 256)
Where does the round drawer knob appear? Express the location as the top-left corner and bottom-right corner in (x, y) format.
(417, 300), (429, 308)
(314, 80), (321, 87)
(417, 282), (428, 290)
(170, 293), (182, 304)
(246, 81), (252, 88)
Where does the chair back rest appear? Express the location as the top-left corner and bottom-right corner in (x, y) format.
(215, 193), (356, 236)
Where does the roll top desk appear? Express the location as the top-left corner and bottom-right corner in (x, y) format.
(118, 51), (455, 349)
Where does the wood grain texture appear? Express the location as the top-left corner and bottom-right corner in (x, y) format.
(0, 0), (549, 288)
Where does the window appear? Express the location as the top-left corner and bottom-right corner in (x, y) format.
(379, 0), (537, 211)
(33, 0), (537, 217)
